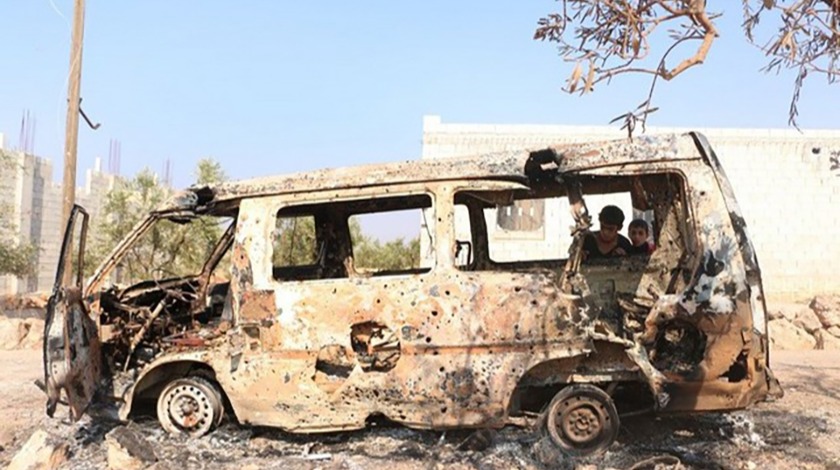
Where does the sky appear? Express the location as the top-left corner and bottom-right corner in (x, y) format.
(1, 1), (838, 239)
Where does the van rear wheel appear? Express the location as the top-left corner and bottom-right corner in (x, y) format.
(157, 376), (224, 437)
(541, 384), (619, 457)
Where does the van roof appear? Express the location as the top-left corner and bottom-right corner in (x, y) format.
(187, 133), (706, 206)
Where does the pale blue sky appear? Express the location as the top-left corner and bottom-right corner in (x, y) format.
(1, 1), (838, 193)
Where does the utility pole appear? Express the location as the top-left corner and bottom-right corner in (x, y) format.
(61, 0), (86, 224)
(61, 0), (86, 283)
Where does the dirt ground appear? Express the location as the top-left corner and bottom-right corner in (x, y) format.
(0, 349), (838, 470)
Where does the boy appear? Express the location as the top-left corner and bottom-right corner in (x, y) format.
(627, 219), (655, 255)
(582, 205), (633, 259)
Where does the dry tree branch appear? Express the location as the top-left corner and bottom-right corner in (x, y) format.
(742, 0), (839, 127)
(536, 0), (839, 128)
(535, 1), (720, 93)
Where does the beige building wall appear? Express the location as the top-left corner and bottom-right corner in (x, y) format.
(422, 115), (840, 303)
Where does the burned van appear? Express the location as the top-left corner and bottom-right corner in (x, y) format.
(44, 132), (781, 457)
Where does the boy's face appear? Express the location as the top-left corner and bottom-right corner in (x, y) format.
(629, 226), (648, 246)
(599, 222), (621, 243)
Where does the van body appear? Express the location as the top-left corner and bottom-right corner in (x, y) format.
(43, 132), (782, 455)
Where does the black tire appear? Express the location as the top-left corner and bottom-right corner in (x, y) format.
(156, 376), (224, 437)
(540, 384), (620, 457)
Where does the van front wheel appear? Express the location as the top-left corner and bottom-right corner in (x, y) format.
(542, 384), (620, 457)
(157, 376), (224, 437)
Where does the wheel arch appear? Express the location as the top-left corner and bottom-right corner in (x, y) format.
(119, 357), (232, 421)
(507, 341), (651, 416)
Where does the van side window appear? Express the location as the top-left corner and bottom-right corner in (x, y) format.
(348, 195), (433, 277)
(576, 173), (690, 318)
(273, 215), (318, 267)
(453, 189), (571, 271)
(272, 213), (328, 281)
(272, 194), (433, 281)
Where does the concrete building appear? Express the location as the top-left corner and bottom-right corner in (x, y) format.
(421, 115), (840, 303)
(0, 142), (116, 295)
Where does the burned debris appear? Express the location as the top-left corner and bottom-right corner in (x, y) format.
(42, 132), (781, 461)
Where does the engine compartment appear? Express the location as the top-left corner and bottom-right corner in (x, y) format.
(97, 277), (230, 373)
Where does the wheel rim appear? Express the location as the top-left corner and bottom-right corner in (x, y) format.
(558, 398), (605, 444)
(546, 392), (616, 453)
(162, 383), (215, 436)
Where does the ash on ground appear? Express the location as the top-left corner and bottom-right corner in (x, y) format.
(7, 401), (834, 470)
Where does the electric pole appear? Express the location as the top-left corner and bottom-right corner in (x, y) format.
(61, 0), (86, 224)
(61, 0), (86, 282)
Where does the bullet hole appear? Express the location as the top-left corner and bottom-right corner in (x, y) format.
(439, 367), (445, 373)
(812, 147), (821, 155)
(376, 298), (381, 304)
(531, 300), (538, 306)
(431, 310), (438, 317)
(425, 337), (432, 343)
(445, 290), (450, 296)
(441, 407), (448, 413)
(514, 287), (522, 292)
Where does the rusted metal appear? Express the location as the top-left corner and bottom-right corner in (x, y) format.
(43, 132), (782, 457)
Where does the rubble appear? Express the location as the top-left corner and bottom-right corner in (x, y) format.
(767, 303), (810, 322)
(6, 429), (69, 470)
(769, 318), (818, 350)
(793, 308), (823, 333)
(105, 424), (158, 470)
(810, 295), (840, 329)
(0, 316), (43, 350)
(766, 295), (840, 351)
(0, 292), (49, 315)
(814, 330), (840, 350)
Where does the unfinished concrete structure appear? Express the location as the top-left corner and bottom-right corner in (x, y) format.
(0, 146), (115, 295)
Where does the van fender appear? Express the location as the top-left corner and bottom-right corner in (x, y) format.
(116, 351), (231, 421)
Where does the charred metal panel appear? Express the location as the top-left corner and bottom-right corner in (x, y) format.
(187, 134), (704, 207)
(239, 290), (276, 323)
